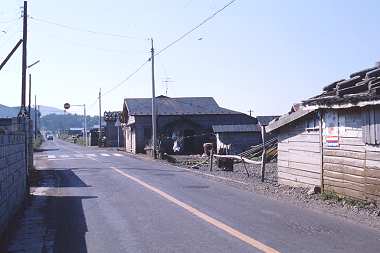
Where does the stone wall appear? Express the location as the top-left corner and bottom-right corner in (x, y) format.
(0, 118), (29, 236)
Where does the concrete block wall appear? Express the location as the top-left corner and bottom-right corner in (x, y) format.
(0, 119), (28, 236)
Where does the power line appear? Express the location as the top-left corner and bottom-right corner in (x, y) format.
(39, 32), (148, 55)
(155, 0), (237, 57)
(102, 59), (150, 96)
(29, 16), (147, 40)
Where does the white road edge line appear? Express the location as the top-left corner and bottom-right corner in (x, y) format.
(110, 166), (280, 253)
(100, 153), (110, 157)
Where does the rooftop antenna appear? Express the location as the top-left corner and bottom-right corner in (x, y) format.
(162, 77), (175, 96)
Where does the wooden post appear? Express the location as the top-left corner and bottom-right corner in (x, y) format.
(209, 149), (214, 172)
(261, 125), (266, 182)
(241, 156), (249, 177)
(319, 110), (324, 192)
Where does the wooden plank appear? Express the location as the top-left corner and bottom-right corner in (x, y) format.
(278, 178), (313, 188)
(365, 168), (380, 178)
(365, 177), (380, 186)
(339, 144), (365, 152)
(366, 151), (380, 162)
(366, 145), (380, 152)
(288, 141), (321, 153)
(278, 170), (320, 186)
(278, 159), (288, 168)
(288, 150), (321, 165)
(339, 137), (365, 146)
(288, 133), (320, 143)
(324, 178), (365, 192)
(366, 159), (380, 169)
(324, 170), (365, 184)
(323, 155), (365, 168)
(279, 166), (320, 179)
(324, 163), (364, 177)
(365, 184), (380, 196)
(289, 161), (321, 174)
(324, 184), (365, 200)
(277, 142), (289, 152)
(277, 150), (289, 160)
(323, 149), (365, 160)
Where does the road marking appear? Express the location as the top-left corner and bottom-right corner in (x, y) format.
(74, 154), (85, 158)
(112, 153), (123, 157)
(47, 155), (56, 159)
(86, 154), (97, 157)
(47, 158), (82, 161)
(59, 155), (69, 158)
(111, 166), (280, 253)
(100, 153), (110, 157)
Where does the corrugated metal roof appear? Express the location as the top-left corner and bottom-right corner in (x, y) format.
(124, 96), (243, 116)
(256, 116), (280, 126)
(212, 124), (260, 133)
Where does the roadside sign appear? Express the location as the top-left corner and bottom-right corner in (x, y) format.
(115, 118), (121, 127)
(64, 103), (70, 110)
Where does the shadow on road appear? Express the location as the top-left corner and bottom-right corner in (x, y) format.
(34, 148), (60, 152)
(1, 168), (97, 253)
(31, 169), (91, 188)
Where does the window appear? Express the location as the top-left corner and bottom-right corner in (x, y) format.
(362, 106), (380, 145)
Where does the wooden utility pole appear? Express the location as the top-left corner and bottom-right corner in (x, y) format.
(34, 95), (37, 139)
(98, 88), (102, 145)
(151, 38), (157, 159)
(28, 74), (31, 117)
(260, 124), (266, 182)
(19, 1), (28, 117)
(84, 104), (87, 147)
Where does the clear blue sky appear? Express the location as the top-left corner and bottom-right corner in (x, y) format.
(1, 0), (379, 116)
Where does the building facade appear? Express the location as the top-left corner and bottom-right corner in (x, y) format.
(268, 65), (380, 203)
(122, 96), (257, 154)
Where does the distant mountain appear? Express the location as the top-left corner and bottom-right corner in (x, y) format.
(38, 105), (64, 116)
(0, 104), (39, 122)
(0, 104), (20, 118)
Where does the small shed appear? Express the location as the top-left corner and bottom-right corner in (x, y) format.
(267, 64), (380, 203)
(212, 124), (262, 154)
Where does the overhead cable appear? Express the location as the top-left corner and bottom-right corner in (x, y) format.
(29, 16), (146, 40)
(155, 0), (237, 57)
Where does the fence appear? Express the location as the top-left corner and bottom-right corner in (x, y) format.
(0, 117), (32, 236)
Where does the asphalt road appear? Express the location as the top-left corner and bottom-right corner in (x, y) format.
(5, 139), (380, 253)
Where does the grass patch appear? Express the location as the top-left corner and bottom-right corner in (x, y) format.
(321, 190), (374, 208)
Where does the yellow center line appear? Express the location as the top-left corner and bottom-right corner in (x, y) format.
(111, 166), (281, 253)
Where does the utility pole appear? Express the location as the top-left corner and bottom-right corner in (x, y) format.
(151, 38), (157, 159)
(248, 109), (253, 117)
(34, 95), (37, 139)
(84, 104), (87, 147)
(28, 74), (31, 117)
(98, 88), (102, 146)
(18, 1), (28, 117)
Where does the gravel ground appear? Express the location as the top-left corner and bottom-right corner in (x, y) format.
(168, 155), (380, 231)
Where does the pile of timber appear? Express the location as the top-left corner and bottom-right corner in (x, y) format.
(212, 138), (278, 165)
(238, 138), (278, 161)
